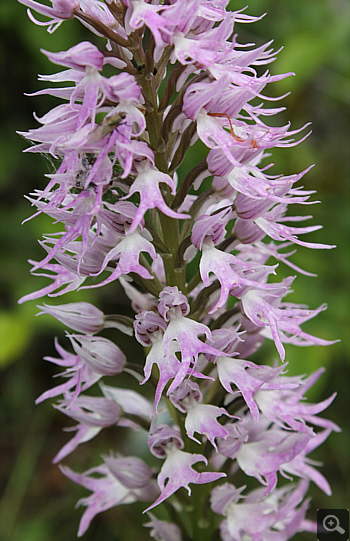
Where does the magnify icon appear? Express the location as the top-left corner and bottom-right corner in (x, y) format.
(323, 515), (345, 534)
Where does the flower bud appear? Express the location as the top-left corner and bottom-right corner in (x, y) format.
(147, 422), (183, 459)
(191, 207), (231, 249)
(169, 380), (202, 413)
(69, 335), (126, 376)
(103, 454), (153, 489)
(18, 0), (79, 20)
(42, 41), (104, 71)
(210, 483), (245, 515)
(145, 514), (182, 541)
(100, 201), (138, 235)
(134, 311), (167, 346)
(233, 217), (265, 244)
(55, 395), (121, 427)
(205, 327), (244, 363)
(158, 286), (189, 321)
(37, 302), (105, 334)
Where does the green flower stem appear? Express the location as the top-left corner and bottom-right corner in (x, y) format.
(187, 270), (201, 295)
(165, 397), (187, 443)
(154, 45), (174, 89)
(158, 212), (185, 288)
(164, 500), (194, 541)
(129, 271), (163, 298)
(140, 72), (168, 172)
(203, 376), (222, 405)
(137, 35), (212, 535)
(75, 11), (129, 48)
(187, 483), (216, 541)
(136, 42), (190, 289)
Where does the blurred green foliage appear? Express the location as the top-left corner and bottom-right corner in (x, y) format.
(0, 1), (349, 540)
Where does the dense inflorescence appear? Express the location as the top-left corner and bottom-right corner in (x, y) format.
(18, 1), (339, 539)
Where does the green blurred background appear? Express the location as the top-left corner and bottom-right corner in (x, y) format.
(0, 1), (349, 539)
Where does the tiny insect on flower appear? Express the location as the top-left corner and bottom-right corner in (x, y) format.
(208, 111), (259, 148)
(74, 154), (97, 188)
(88, 112), (127, 144)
